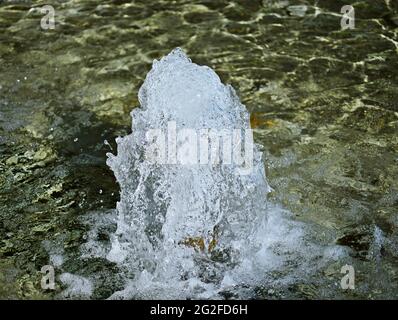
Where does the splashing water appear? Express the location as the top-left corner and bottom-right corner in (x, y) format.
(59, 48), (347, 299)
(106, 47), (272, 297)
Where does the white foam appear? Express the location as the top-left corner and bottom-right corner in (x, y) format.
(59, 273), (93, 299)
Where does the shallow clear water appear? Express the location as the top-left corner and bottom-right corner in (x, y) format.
(0, 0), (398, 299)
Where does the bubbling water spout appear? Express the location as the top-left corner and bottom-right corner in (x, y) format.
(105, 48), (272, 297)
(99, 48), (344, 299)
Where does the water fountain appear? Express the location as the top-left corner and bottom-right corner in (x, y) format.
(60, 48), (347, 299)
(106, 48), (272, 298)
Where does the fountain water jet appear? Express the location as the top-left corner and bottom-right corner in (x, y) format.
(105, 48), (273, 297)
(58, 48), (348, 300)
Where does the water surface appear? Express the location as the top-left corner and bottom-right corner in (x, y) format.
(0, 0), (398, 299)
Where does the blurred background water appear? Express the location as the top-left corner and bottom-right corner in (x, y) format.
(0, 0), (398, 299)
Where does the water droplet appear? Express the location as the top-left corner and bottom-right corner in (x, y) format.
(104, 139), (113, 151)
